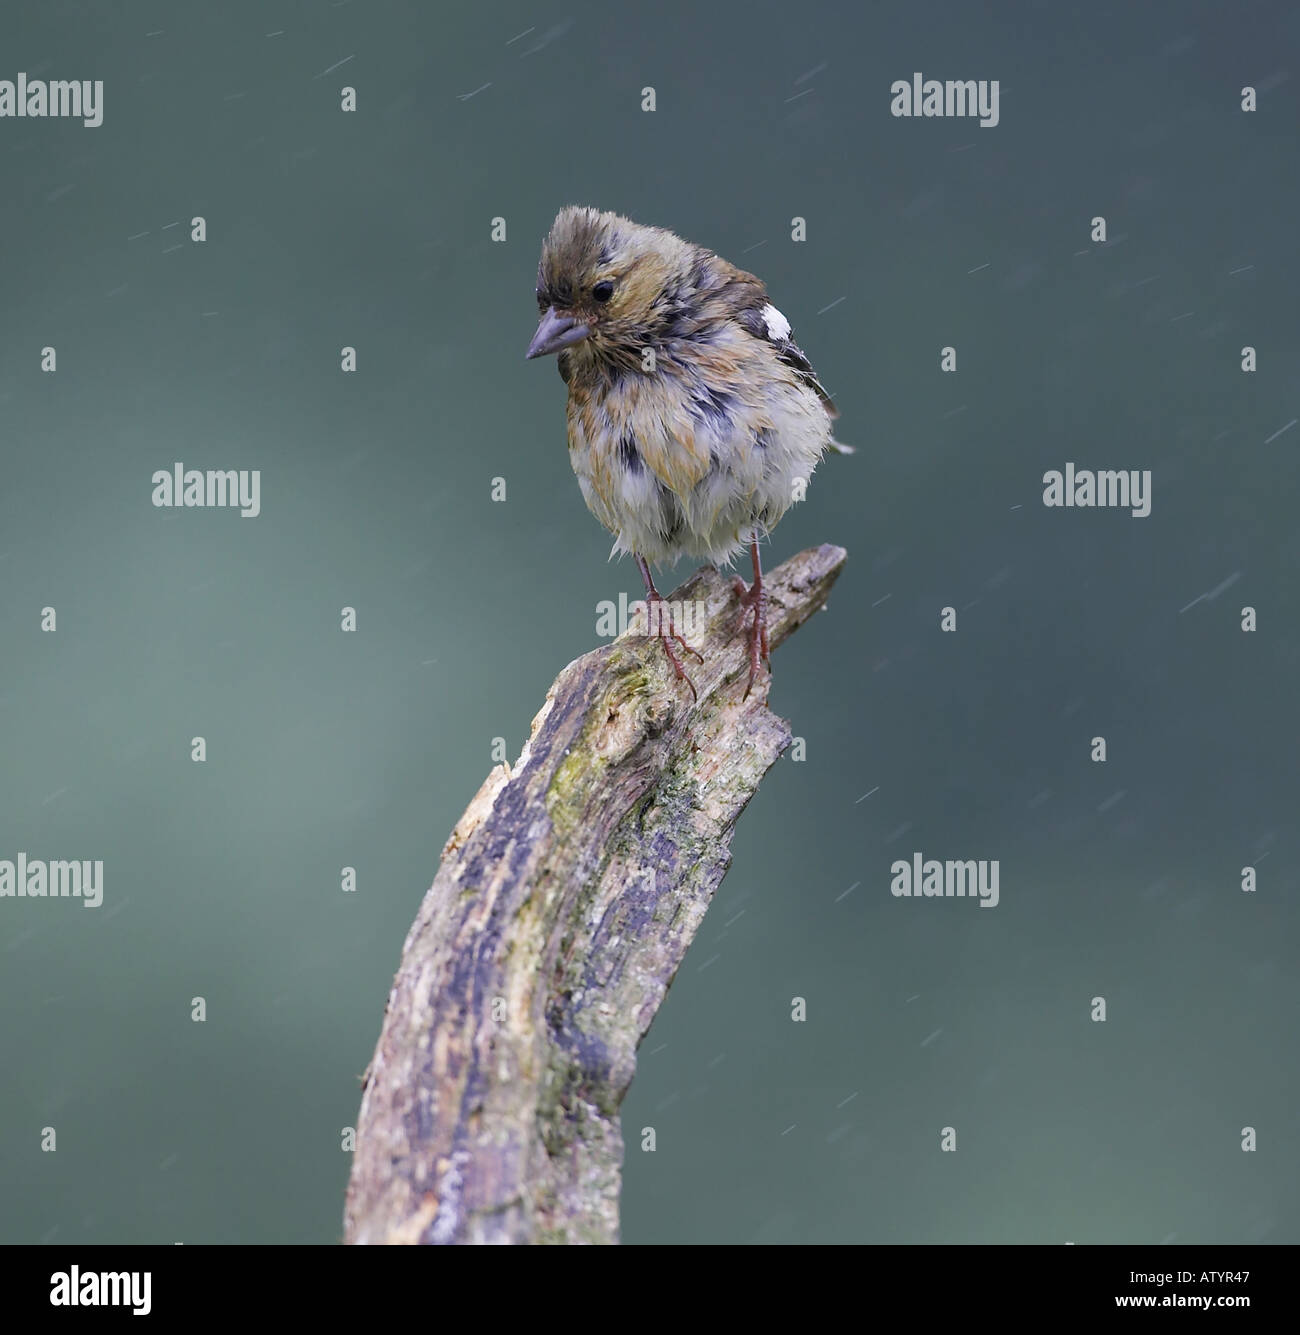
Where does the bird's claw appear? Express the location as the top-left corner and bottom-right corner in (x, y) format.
(643, 593), (701, 701)
(732, 578), (770, 699)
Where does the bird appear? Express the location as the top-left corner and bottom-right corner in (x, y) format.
(525, 205), (850, 701)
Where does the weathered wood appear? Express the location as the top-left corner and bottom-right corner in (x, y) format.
(343, 543), (848, 1244)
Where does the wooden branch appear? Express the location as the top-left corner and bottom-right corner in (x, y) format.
(343, 543), (848, 1245)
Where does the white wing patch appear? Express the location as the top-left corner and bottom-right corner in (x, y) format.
(761, 303), (791, 342)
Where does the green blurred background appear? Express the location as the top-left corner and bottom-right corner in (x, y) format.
(1, 0), (1296, 1243)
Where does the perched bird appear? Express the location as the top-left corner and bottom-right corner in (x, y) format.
(526, 205), (849, 700)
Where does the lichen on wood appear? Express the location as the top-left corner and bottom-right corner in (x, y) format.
(344, 543), (847, 1244)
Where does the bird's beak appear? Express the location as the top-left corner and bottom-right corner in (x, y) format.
(526, 306), (591, 360)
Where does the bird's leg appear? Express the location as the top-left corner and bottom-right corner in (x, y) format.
(730, 538), (770, 699)
(634, 555), (703, 702)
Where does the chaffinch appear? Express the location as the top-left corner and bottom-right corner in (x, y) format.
(526, 205), (849, 700)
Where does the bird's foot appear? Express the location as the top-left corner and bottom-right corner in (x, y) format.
(642, 591), (703, 703)
(731, 577), (770, 699)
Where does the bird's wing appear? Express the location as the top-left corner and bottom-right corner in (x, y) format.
(710, 261), (840, 420)
(770, 334), (840, 420)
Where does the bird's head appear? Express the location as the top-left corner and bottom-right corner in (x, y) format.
(525, 205), (695, 365)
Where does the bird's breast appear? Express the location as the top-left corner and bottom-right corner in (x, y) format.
(568, 360), (762, 497)
(562, 337), (830, 563)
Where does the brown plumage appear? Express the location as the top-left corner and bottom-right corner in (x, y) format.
(527, 205), (849, 699)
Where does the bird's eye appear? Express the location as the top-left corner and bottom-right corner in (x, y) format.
(592, 280), (615, 303)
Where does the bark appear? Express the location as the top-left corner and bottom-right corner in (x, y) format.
(344, 543), (848, 1244)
